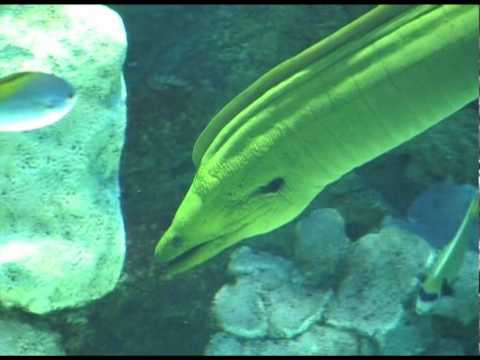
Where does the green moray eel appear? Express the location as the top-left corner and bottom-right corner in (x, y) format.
(155, 5), (479, 278)
(415, 193), (478, 314)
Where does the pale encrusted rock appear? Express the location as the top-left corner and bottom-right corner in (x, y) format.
(294, 208), (350, 287)
(0, 5), (127, 314)
(0, 316), (65, 355)
(213, 246), (332, 341)
(326, 226), (432, 339)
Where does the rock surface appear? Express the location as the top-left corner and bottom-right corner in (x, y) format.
(0, 316), (65, 355)
(376, 312), (434, 355)
(213, 279), (269, 339)
(294, 208), (350, 287)
(212, 247), (332, 340)
(325, 226), (432, 332)
(207, 214), (475, 355)
(0, 5), (127, 314)
(428, 251), (478, 326)
(205, 326), (366, 356)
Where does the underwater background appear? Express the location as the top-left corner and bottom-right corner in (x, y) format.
(0, 4), (478, 355)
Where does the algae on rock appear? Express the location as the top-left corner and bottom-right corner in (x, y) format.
(0, 5), (127, 314)
(0, 315), (65, 355)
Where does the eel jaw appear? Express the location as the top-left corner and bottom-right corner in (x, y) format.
(154, 227), (245, 280)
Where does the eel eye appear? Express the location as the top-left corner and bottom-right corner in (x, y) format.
(258, 177), (285, 194)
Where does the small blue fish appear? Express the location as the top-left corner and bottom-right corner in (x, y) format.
(0, 72), (76, 132)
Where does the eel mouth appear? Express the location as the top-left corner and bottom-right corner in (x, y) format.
(155, 225), (247, 279)
(160, 241), (210, 272)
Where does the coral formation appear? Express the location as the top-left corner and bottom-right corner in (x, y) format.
(207, 207), (477, 355)
(326, 227), (432, 339)
(214, 247), (332, 340)
(293, 208), (350, 287)
(0, 5), (127, 314)
(0, 314), (64, 355)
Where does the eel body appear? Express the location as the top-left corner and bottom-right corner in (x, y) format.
(155, 5), (479, 278)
